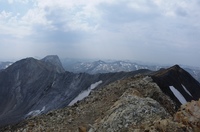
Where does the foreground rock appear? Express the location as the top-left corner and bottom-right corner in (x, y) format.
(89, 89), (170, 132)
(174, 99), (200, 131)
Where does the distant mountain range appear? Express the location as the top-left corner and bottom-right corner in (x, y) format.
(2, 58), (200, 83)
(61, 59), (200, 82)
(0, 62), (12, 70)
(62, 59), (162, 73)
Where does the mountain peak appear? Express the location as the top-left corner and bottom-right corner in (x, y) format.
(170, 64), (181, 70)
(96, 60), (106, 64)
(42, 55), (59, 60)
(41, 55), (65, 73)
(153, 64), (182, 76)
(151, 65), (200, 106)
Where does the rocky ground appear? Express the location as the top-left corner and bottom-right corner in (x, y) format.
(1, 74), (200, 132)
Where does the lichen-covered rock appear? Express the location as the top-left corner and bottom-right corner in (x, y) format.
(129, 76), (177, 115)
(174, 99), (200, 132)
(152, 119), (191, 132)
(89, 88), (170, 132)
(145, 99), (200, 132)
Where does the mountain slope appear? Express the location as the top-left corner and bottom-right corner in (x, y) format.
(0, 57), (62, 126)
(151, 65), (200, 107)
(0, 56), (151, 127)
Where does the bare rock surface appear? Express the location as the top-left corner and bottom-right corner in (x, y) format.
(136, 99), (200, 132)
(89, 89), (169, 132)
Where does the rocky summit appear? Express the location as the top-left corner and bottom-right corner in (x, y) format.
(1, 64), (200, 131)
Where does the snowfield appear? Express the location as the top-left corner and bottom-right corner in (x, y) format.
(69, 80), (103, 106)
(169, 86), (187, 104)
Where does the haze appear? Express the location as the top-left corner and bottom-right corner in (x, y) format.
(0, 0), (200, 66)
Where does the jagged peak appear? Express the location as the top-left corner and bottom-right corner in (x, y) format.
(95, 60), (106, 64)
(41, 55), (65, 73)
(41, 55), (60, 63)
(4, 56), (65, 74)
(152, 64), (182, 76)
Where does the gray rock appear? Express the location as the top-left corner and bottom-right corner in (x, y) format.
(90, 89), (169, 132)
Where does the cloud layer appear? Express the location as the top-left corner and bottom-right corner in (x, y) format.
(0, 0), (200, 66)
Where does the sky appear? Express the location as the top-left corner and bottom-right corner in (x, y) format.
(0, 0), (200, 66)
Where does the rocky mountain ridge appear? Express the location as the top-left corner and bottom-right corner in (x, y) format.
(0, 56), (150, 127)
(1, 65), (200, 131)
(151, 65), (200, 107)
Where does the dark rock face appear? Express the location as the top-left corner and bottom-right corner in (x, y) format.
(0, 57), (59, 126)
(0, 56), (150, 127)
(151, 65), (200, 107)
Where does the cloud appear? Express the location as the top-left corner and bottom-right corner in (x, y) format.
(97, 1), (160, 28)
(0, 0), (200, 66)
(175, 7), (188, 17)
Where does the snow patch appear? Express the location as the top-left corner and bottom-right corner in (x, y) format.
(68, 80), (103, 106)
(169, 86), (187, 104)
(5, 63), (12, 68)
(26, 106), (45, 117)
(90, 81), (102, 89)
(135, 65), (138, 70)
(193, 70), (197, 76)
(181, 84), (192, 97)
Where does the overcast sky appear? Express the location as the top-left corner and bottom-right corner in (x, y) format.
(0, 0), (200, 66)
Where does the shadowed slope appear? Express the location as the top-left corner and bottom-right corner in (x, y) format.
(151, 65), (200, 107)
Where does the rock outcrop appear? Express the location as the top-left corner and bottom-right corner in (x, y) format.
(143, 99), (200, 132)
(89, 89), (169, 132)
(174, 99), (200, 131)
